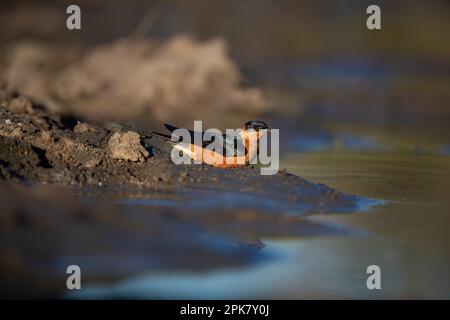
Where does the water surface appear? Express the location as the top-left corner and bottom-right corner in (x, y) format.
(73, 126), (450, 299)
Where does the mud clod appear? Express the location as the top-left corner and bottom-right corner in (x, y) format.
(108, 131), (149, 163)
(73, 121), (97, 134)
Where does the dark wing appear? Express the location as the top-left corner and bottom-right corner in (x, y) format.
(164, 123), (212, 148)
(163, 123), (247, 156)
(164, 123), (182, 134)
(151, 131), (172, 140)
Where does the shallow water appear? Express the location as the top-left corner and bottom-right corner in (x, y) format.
(279, 151), (450, 298)
(72, 126), (450, 299)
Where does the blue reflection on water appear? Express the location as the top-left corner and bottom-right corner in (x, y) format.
(119, 190), (383, 216)
(67, 240), (294, 299)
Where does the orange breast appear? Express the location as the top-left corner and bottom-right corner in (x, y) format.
(187, 144), (247, 168)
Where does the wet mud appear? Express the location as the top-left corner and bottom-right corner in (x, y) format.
(0, 88), (379, 298)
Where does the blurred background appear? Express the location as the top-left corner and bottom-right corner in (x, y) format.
(1, 0), (450, 299)
(1, 0), (449, 130)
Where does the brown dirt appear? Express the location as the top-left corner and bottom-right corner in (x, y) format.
(0, 86), (359, 211)
(0, 87), (375, 297)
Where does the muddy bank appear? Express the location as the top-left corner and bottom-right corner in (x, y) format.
(0, 89), (371, 213)
(0, 89), (379, 298)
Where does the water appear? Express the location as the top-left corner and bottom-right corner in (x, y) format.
(72, 126), (450, 299)
(280, 150), (450, 298)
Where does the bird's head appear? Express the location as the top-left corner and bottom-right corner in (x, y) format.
(243, 120), (270, 132)
(243, 120), (270, 133)
(241, 120), (270, 143)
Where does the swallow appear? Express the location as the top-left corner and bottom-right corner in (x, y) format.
(149, 120), (270, 168)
